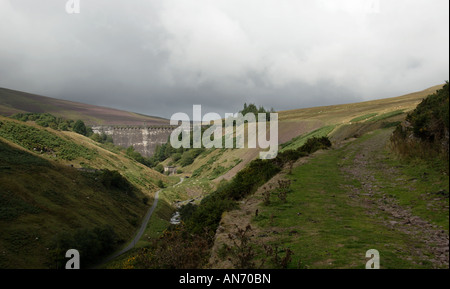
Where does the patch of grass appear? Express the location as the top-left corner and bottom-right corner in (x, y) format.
(0, 190), (42, 221)
(136, 198), (174, 247)
(350, 113), (379, 123)
(368, 110), (405, 122)
(253, 134), (434, 269)
(375, 152), (449, 231)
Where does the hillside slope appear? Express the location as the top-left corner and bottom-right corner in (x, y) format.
(0, 116), (170, 268)
(0, 87), (169, 126)
(208, 86), (449, 269)
(170, 84), (445, 183)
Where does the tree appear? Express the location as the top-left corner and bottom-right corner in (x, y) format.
(73, 120), (87, 136)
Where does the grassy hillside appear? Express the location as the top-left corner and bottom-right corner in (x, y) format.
(208, 85), (449, 269)
(0, 116), (170, 268)
(162, 84), (444, 183)
(0, 87), (169, 126)
(2, 84), (446, 269)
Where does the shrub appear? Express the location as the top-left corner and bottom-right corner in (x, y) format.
(179, 153), (194, 167)
(298, 136), (332, 154)
(157, 179), (165, 188)
(224, 225), (258, 269)
(73, 120), (87, 136)
(154, 164), (164, 174)
(391, 82), (449, 161)
(171, 153), (182, 162)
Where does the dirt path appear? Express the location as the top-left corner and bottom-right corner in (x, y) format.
(100, 177), (184, 265)
(339, 129), (449, 268)
(209, 128), (448, 269)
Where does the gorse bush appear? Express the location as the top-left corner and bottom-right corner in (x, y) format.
(407, 82), (449, 142)
(391, 82), (449, 162)
(299, 136), (332, 154)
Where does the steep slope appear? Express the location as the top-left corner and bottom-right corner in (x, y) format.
(0, 116), (170, 268)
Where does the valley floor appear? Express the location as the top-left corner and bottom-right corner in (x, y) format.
(209, 128), (449, 269)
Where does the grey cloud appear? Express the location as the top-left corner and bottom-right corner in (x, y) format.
(0, 0), (448, 119)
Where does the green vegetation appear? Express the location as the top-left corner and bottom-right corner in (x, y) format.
(115, 136), (332, 268)
(185, 136), (331, 235)
(11, 113), (93, 136)
(0, 138), (151, 268)
(350, 113), (378, 123)
(239, 103), (275, 121)
(72, 119), (88, 136)
(0, 113), (169, 268)
(48, 225), (119, 268)
(157, 179), (165, 188)
(0, 118), (97, 161)
(3, 84), (448, 269)
(375, 152), (449, 231)
(0, 189), (42, 221)
(369, 110), (405, 122)
(90, 132), (114, 144)
(252, 129), (448, 268)
(391, 82), (449, 164)
(280, 125), (335, 152)
(125, 146), (153, 167)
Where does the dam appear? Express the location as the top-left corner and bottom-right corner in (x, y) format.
(92, 125), (175, 157)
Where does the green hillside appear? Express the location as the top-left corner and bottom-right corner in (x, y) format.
(1, 84), (447, 269)
(208, 85), (449, 269)
(0, 116), (169, 268)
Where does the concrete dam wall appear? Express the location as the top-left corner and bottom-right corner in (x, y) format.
(92, 126), (175, 157)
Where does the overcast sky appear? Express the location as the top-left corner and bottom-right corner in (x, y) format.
(0, 0), (448, 119)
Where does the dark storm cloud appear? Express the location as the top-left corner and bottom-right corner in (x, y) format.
(0, 0), (448, 119)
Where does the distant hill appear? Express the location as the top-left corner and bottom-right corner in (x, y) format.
(0, 87), (169, 126)
(180, 83), (446, 182)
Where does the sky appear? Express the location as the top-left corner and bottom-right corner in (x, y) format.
(0, 0), (449, 119)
